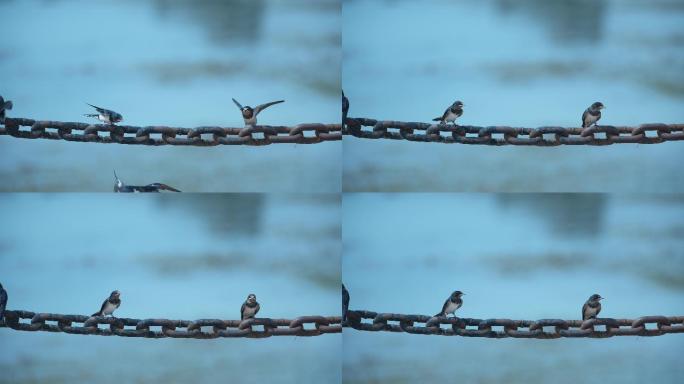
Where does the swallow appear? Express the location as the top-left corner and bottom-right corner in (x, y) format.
(582, 293), (603, 320)
(0, 96), (12, 123)
(0, 283), (7, 320)
(342, 284), (350, 322)
(113, 170), (181, 193)
(232, 98), (284, 127)
(435, 290), (464, 317)
(433, 101), (464, 125)
(342, 90), (349, 125)
(241, 293), (260, 320)
(581, 102), (605, 128)
(92, 290), (121, 317)
(84, 103), (123, 125)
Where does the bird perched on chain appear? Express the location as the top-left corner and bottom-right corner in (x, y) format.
(342, 90), (349, 126)
(342, 284), (350, 322)
(241, 293), (260, 320)
(435, 290), (464, 317)
(113, 170), (181, 193)
(0, 95), (13, 123)
(84, 103), (123, 125)
(433, 100), (464, 125)
(0, 283), (7, 320)
(232, 98), (284, 127)
(581, 102), (605, 128)
(92, 290), (121, 317)
(582, 294), (603, 320)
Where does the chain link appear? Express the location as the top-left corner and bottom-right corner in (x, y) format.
(0, 118), (341, 146)
(344, 118), (684, 146)
(0, 310), (341, 338)
(343, 310), (684, 338)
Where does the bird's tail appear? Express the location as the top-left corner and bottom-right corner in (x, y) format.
(432, 117), (442, 122)
(157, 183), (181, 192)
(434, 312), (443, 317)
(84, 114), (99, 118)
(91, 311), (101, 317)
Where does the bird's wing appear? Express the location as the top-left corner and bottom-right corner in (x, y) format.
(240, 302), (247, 319)
(581, 109), (589, 128)
(148, 183), (181, 192)
(86, 103), (106, 114)
(4, 100), (12, 110)
(0, 288), (7, 317)
(92, 298), (108, 316)
(581, 302), (589, 320)
(254, 303), (260, 316)
(232, 98), (244, 110)
(439, 298), (450, 315)
(253, 100), (285, 115)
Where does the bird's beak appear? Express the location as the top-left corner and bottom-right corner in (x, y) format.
(599, 297), (604, 300)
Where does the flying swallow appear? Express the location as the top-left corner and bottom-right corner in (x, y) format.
(582, 294), (603, 320)
(92, 290), (121, 317)
(113, 170), (181, 193)
(433, 101), (464, 125)
(241, 293), (260, 320)
(342, 284), (350, 322)
(435, 290), (464, 317)
(0, 283), (7, 320)
(84, 103), (123, 125)
(0, 96), (12, 123)
(232, 98), (284, 127)
(342, 90), (349, 125)
(581, 102), (605, 128)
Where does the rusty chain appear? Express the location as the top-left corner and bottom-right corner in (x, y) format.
(344, 117), (684, 146)
(343, 310), (684, 338)
(0, 309), (341, 338)
(0, 117), (341, 146)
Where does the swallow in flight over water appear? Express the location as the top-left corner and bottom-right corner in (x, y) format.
(342, 90), (349, 125)
(0, 96), (12, 123)
(241, 293), (260, 320)
(92, 290), (121, 317)
(342, 284), (350, 322)
(232, 98), (284, 127)
(582, 294), (603, 320)
(113, 170), (181, 193)
(433, 101), (464, 125)
(0, 283), (7, 320)
(84, 103), (123, 125)
(435, 290), (464, 317)
(581, 102), (605, 128)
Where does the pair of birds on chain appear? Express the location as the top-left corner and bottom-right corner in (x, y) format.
(341, 285), (604, 321)
(431, 101), (605, 128)
(83, 98), (284, 127)
(89, 291), (261, 321)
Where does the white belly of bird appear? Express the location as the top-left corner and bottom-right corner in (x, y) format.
(444, 301), (461, 315)
(585, 114), (598, 126)
(98, 114), (111, 124)
(243, 306), (258, 318)
(585, 306), (599, 318)
(244, 116), (257, 126)
(445, 111), (459, 123)
(102, 302), (117, 316)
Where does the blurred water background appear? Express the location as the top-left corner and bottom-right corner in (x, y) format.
(342, 0), (684, 192)
(342, 194), (684, 383)
(0, 194), (341, 383)
(0, 0), (341, 192)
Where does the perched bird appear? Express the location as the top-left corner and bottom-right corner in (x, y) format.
(433, 101), (464, 125)
(0, 96), (12, 123)
(84, 103), (123, 125)
(113, 170), (181, 193)
(0, 283), (7, 320)
(92, 290), (121, 317)
(581, 102), (605, 128)
(342, 90), (349, 125)
(232, 98), (284, 127)
(241, 293), (260, 320)
(342, 284), (350, 322)
(435, 290), (464, 317)
(582, 294), (603, 320)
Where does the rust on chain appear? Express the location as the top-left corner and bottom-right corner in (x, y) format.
(343, 310), (684, 338)
(0, 118), (341, 146)
(343, 117), (684, 146)
(0, 310), (341, 338)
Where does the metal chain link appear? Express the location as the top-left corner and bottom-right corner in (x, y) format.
(343, 310), (684, 338)
(1, 118), (341, 146)
(0, 310), (341, 338)
(344, 117), (684, 146)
